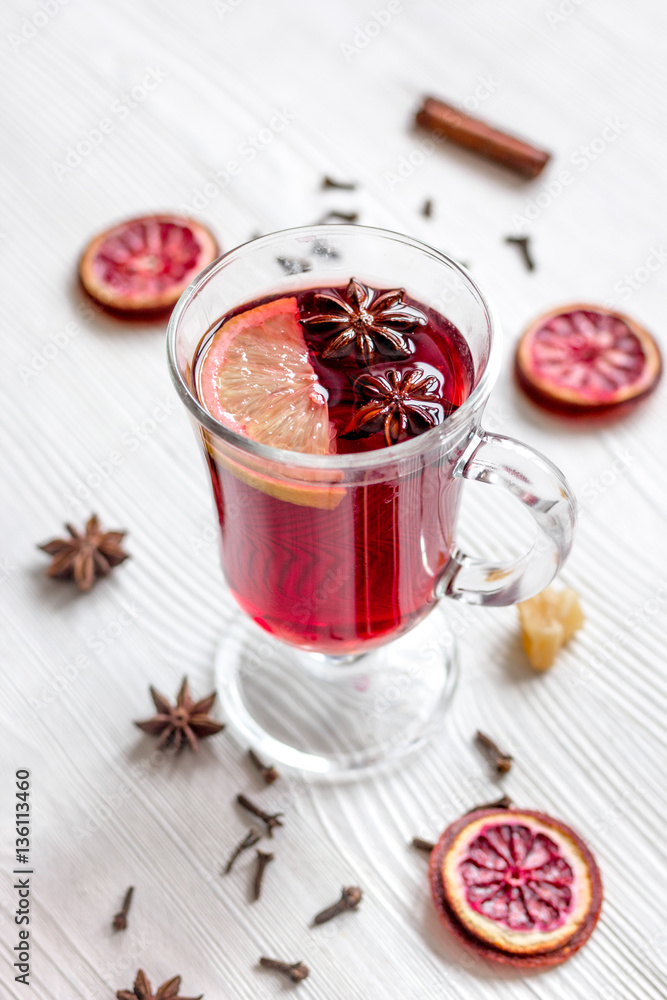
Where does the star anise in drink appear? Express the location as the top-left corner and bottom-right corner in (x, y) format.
(344, 368), (447, 446)
(38, 514), (129, 591)
(135, 677), (224, 753)
(117, 969), (202, 1000)
(300, 277), (427, 365)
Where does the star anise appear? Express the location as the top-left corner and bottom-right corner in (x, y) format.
(135, 677), (224, 753)
(345, 368), (447, 446)
(117, 969), (202, 1000)
(300, 277), (427, 365)
(38, 514), (129, 591)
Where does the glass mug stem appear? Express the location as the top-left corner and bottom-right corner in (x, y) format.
(440, 430), (576, 605)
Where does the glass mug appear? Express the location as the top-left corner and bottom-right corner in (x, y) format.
(167, 225), (575, 774)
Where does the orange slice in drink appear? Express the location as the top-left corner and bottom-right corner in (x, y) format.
(198, 297), (332, 452)
(197, 297), (343, 508)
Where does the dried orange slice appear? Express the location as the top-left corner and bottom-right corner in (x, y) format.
(429, 807), (602, 968)
(516, 303), (662, 415)
(79, 214), (218, 315)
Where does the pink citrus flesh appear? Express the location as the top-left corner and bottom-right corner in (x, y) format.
(516, 303), (662, 415)
(197, 296), (333, 455)
(429, 808), (602, 968)
(79, 214), (218, 314)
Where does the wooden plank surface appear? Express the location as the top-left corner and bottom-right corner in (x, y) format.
(1, 0), (666, 996)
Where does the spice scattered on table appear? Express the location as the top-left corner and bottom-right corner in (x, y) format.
(38, 514), (129, 592)
(80, 214), (218, 316)
(116, 969), (203, 1000)
(421, 198), (434, 218)
(518, 586), (584, 670)
(515, 304), (662, 416)
(504, 235), (535, 271)
(312, 885), (362, 925)
(412, 837), (436, 854)
(476, 731), (513, 774)
(253, 850), (274, 901)
(236, 793), (284, 837)
(112, 885), (134, 931)
(259, 957), (309, 983)
(414, 795), (515, 855)
(322, 175), (357, 190)
(466, 794), (513, 813)
(428, 806), (602, 968)
(134, 677), (224, 753)
(275, 255), (311, 275)
(223, 829), (261, 875)
(311, 239), (340, 259)
(415, 96), (551, 179)
(248, 748), (279, 784)
(316, 210), (359, 224)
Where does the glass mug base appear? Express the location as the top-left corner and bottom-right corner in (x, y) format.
(215, 605), (459, 776)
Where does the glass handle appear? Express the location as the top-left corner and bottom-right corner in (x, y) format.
(439, 431), (577, 606)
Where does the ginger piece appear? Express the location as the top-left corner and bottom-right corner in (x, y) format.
(518, 586), (584, 670)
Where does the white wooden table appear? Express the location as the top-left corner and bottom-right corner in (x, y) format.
(2, 0), (666, 996)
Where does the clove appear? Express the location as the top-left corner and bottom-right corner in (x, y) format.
(236, 793), (284, 837)
(411, 837), (436, 854)
(467, 794), (513, 813)
(312, 885), (362, 925)
(259, 957), (309, 983)
(504, 235), (535, 271)
(311, 239), (339, 259)
(476, 731), (513, 774)
(275, 256), (311, 275)
(412, 798), (513, 852)
(253, 850), (274, 901)
(223, 828), (261, 874)
(316, 210), (359, 224)
(112, 885), (134, 931)
(248, 748), (279, 785)
(322, 176), (357, 190)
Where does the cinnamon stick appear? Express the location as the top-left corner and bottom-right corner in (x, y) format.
(415, 96), (550, 180)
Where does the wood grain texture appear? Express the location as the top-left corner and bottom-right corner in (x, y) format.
(1, 0), (667, 997)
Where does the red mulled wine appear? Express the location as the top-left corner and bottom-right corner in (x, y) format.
(194, 279), (474, 654)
